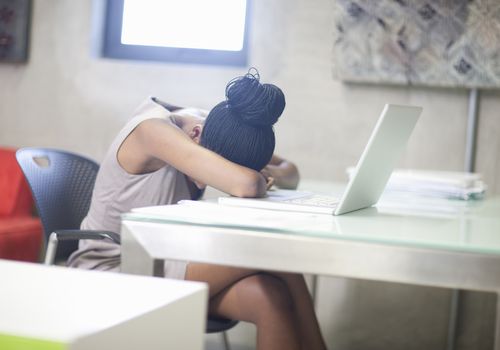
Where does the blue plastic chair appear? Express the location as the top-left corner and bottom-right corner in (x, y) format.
(16, 147), (237, 348)
(16, 147), (110, 261)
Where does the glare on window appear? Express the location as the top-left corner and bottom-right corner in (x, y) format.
(121, 0), (247, 51)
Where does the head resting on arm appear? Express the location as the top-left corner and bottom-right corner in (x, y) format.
(200, 69), (286, 171)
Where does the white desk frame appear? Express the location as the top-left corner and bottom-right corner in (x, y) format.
(121, 218), (500, 349)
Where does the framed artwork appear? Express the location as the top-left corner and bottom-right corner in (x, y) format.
(332, 0), (500, 89)
(0, 0), (31, 62)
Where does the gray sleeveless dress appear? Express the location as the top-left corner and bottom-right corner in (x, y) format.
(67, 97), (192, 280)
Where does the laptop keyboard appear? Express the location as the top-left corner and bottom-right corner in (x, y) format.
(283, 194), (339, 208)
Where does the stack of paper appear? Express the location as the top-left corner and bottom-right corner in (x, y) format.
(348, 168), (486, 200)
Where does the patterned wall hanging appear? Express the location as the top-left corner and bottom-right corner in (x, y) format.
(332, 0), (500, 88)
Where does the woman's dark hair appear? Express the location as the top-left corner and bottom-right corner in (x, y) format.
(200, 69), (285, 171)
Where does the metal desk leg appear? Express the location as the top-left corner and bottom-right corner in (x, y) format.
(464, 88), (479, 173)
(446, 289), (461, 350)
(311, 274), (319, 308)
(121, 224), (164, 277)
(495, 292), (500, 350)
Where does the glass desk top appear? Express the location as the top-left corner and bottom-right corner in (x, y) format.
(122, 181), (500, 256)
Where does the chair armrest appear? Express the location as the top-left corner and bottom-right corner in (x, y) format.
(44, 230), (120, 265)
(52, 229), (121, 244)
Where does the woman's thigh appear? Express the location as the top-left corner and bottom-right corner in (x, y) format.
(185, 262), (260, 297)
(185, 263), (309, 297)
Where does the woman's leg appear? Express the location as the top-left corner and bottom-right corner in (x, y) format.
(272, 272), (327, 350)
(186, 263), (260, 297)
(208, 273), (301, 350)
(186, 263), (327, 350)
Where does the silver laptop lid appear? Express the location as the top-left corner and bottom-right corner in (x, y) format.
(335, 104), (422, 215)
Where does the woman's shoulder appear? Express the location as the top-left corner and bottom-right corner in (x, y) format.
(131, 97), (172, 120)
(117, 97), (179, 139)
(98, 98), (173, 173)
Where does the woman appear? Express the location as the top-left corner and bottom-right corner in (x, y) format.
(68, 70), (327, 350)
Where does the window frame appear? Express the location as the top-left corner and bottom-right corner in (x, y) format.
(101, 0), (251, 66)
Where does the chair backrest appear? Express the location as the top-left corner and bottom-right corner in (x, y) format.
(16, 148), (99, 259)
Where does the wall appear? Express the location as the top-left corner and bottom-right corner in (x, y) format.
(0, 1), (498, 349)
(1, 0), (498, 193)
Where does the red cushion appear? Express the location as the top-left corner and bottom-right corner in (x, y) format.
(0, 216), (43, 262)
(0, 147), (33, 217)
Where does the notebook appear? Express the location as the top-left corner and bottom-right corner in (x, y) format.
(218, 104), (422, 215)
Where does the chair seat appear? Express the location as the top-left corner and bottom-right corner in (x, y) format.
(0, 216), (43, 262)
(206, 317), (239, 334)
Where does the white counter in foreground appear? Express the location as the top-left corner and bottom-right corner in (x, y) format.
(0, 260), (207, 350)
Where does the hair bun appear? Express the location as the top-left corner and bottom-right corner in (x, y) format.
(225, 69), (285, 127)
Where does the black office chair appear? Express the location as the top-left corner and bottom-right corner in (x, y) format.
(16, 147), (237, 349)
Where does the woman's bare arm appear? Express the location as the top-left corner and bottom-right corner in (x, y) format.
(128, 118), (268, 197)
(263, 154), (300, 190)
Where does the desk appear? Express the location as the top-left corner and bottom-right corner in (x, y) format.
(0, 260), (207, 350)
(121, 182), (500, 348)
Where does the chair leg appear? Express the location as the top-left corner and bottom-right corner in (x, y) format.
(221, 331), (230, 350)
(44, 232), (58, 265)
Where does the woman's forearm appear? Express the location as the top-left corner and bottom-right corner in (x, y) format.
(136, 118), (268, 198)
(231, 170), (268, 198)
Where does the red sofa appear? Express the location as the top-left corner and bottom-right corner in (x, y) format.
(0, 147), (43, 262)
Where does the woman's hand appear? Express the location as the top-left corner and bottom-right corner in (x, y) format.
(260, 168), (275, 190)
(264, 155), (300, 190)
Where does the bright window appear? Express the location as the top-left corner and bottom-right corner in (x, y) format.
(101, 0), (250, 66)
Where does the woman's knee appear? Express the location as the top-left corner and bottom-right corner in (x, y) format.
(250, 273), (294, 313)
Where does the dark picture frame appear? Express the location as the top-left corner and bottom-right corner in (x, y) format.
(0, 0), (31, 63)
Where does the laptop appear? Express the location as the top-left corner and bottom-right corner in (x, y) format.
(218, 104), (422, 215)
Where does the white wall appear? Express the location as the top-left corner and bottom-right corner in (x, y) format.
(0, 1), (498, 349)
(0, 0), (498, 193)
